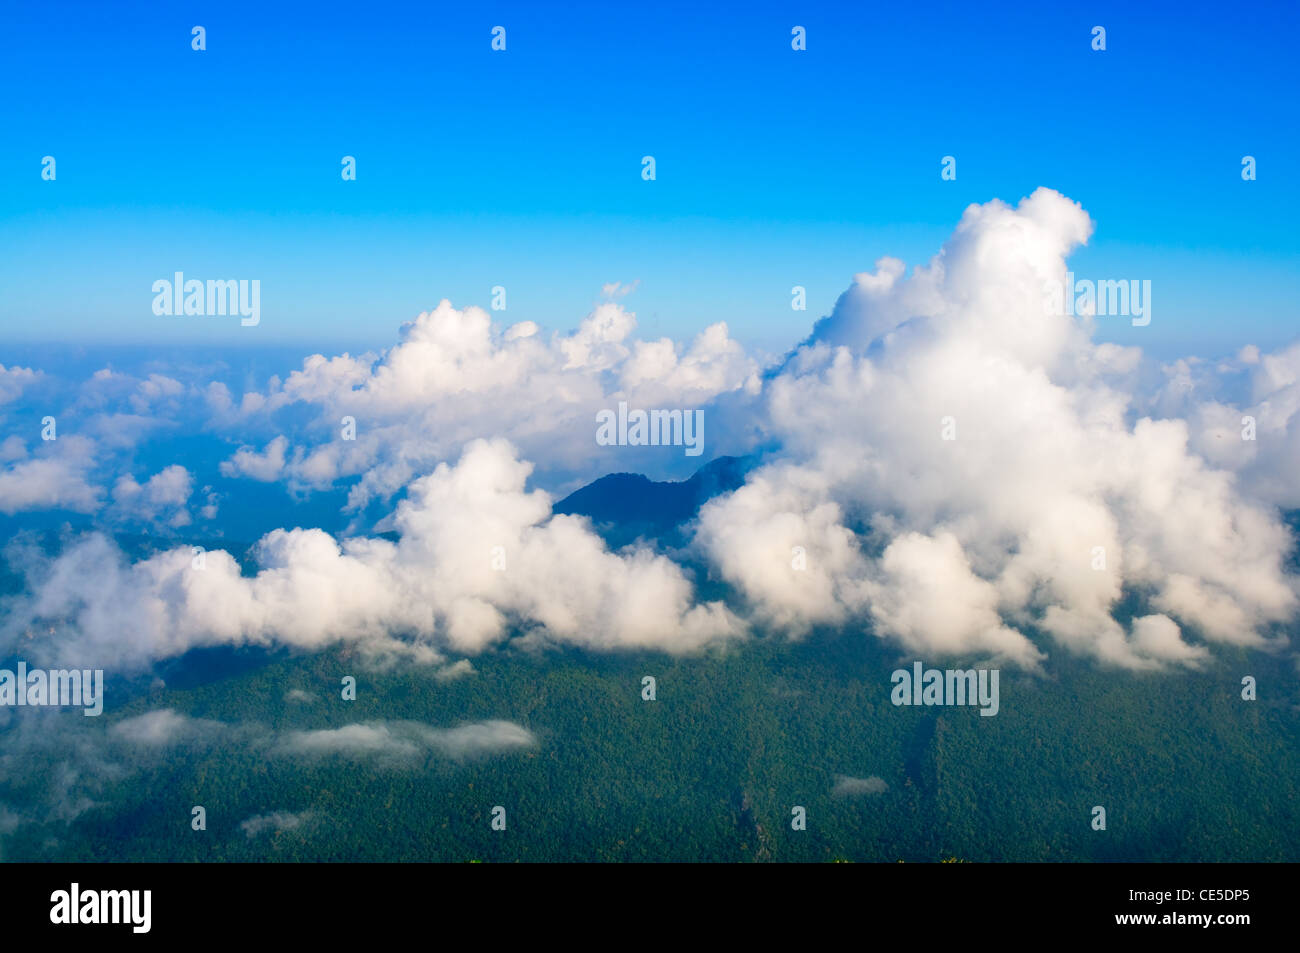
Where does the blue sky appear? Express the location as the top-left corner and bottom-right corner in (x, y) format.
(2, 0), (1297, 360)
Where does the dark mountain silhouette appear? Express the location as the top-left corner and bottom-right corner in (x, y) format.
(553, 455), (759, 549)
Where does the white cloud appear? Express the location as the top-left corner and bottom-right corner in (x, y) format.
(0, 436), (101, 514)
(1129, 613), (1209, 665)
(695, 188), (1297, 670)
(422, 719), (536, 759)
(1170, 339), (1300, 508)
(111, 708), (222, 746)
(434, 659), (475, 681)
(275, 723), (420, 760)
(272, 719), (536, 764)
(220, 435), (289, 482)
(110, 464), (194, 528)
(210, 297), (759, 508)
(601, 280), (640, 299)
(240, 810), (312, 838)
(867, 532), (1045, 668)
(832, 775), (888, 797)
(0, 365), (40, 406)
(4, 439), (741, 669)
(3, 188), (1296, 679)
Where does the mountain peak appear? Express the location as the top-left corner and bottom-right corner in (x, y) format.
(553, 455), (757, 548)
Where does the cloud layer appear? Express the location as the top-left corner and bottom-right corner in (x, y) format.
(4, 439), (740, 669)
(2, 188), (1297, 674)
(697, 189), (1296, 669)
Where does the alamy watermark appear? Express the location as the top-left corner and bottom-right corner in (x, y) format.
(595, 401), (704, 457)
(50, 883), (150, 933)
(1044, 272), (1151, 326)
(891, 661), (999, 716)
(0, 662), (103, 715)
(152, 272), (260, 326)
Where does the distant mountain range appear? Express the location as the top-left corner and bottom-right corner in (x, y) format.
(553, 455), (759, 549)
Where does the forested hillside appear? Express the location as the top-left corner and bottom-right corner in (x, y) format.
(2, 626), (1294, 862)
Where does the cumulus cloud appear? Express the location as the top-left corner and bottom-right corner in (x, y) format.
(2, 439), (741, 669)
(0, 365), (40, 406)
(1164, 339), (1300, 508)
(210, 298), (759, 507)
(220, 435), (289, 482)
(1129, 613), (1210, 666)
(0, 435), (102, 514)
(109, 464), (194, 528)
(128, 374), (184, 415)
(695, 188), (1297, 670)
(434, 659), (475, 681)
(3, 188), (1297, 679)
(866, 532), (1045, 668)
(0, 367), (203, 522)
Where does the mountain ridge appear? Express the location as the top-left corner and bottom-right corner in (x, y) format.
(553, 454), (759, 549)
